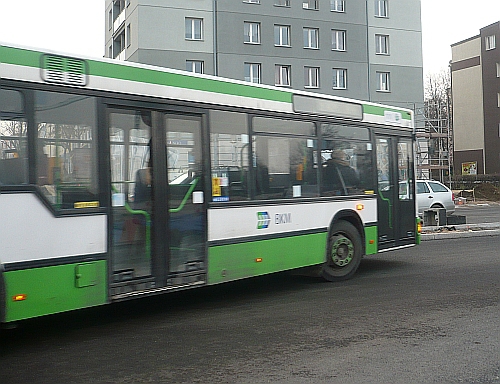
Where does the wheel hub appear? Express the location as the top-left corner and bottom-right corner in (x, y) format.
(330, 237), (354, 267)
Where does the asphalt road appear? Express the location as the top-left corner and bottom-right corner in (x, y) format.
(1, 236), (499, 384)
(455, 202), (500, 224)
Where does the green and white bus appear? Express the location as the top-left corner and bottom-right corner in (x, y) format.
(0, 44), (419, 325)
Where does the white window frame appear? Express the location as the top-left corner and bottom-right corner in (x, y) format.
(275, 65), (291, 86)
(332, 30), (346, 51)
(332, 68), (347, 89)
(330, 0), (345, 12)
(377, 71), (390, 92)
(303, 28), (319, 49)
(486, 35), (496, 50)
(303, 0), (319, 10)
(275, 0), (291, 6)
(108, 10), (113, 30)
(245, 63), (261, 84)
(496, 63), (500, 78)
(304, 66), (320, 88)
(244, 22), (261, 44)
(186, 60), (204, 74)
(185, 18), (203, 40)
(375, 34), (389, 55)
(126, 24), (131, 47)
(275, 25), (291, 47)
(243, 0), (260, 3)
(375, 0), (388, 18)
(497, 93), (500, 108)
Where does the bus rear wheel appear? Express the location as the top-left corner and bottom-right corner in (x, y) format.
(321, 221), (362, 282)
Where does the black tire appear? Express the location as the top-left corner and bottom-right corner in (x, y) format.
(321, 221), (363, 282)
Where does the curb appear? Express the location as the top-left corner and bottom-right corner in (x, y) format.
(421, 222), (500, 241)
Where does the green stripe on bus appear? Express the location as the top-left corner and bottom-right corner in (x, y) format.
(0, 46), (292, 104)
(0, 45), (41, 68)
(89, 61), (292, 103)
(363, 104), (412, 120)
(4, 261), (107, 322)
(364, 225), (378, 255)
(207, 232), (327, 284)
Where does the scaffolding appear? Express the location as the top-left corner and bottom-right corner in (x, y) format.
(413, 100), (452, 186)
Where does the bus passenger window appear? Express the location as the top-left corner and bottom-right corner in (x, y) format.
(252, 116), (318, 200)
(210, 110), (249, 201)
(35, 91), (99, 210)
(320, 139), (373, 196)
(0, 89), (28, 186)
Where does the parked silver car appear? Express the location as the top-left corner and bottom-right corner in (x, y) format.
(416, 180), (455, 216)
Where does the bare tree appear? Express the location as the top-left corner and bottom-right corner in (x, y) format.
(424, 69), (451, 123)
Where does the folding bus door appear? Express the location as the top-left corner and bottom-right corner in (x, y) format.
(164, 114), (206, 286)
(376, 136), (416, 250)
(108, 108), (207, 296)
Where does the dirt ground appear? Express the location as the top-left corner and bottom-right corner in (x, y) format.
(472, 183), (500, 202)
(454, 183), (500, 203)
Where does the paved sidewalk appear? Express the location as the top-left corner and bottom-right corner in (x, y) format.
(421, 222), (500, 241)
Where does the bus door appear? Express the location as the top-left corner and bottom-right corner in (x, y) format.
(109, 108), (156, 294)
(376, 136), (416, 250)
(164, 114), (206, 285)
(108, 109), (207, 296)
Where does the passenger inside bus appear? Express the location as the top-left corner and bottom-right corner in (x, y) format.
(322, 149), (359, 195)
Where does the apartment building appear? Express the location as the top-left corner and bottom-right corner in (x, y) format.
(451, 21), (500, 175)
(105, 0), (424, 108)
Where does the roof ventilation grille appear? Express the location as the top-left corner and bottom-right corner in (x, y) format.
(41, 54), (88, 86)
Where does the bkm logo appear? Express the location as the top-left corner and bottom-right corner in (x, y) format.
(257, 211), (271, 229)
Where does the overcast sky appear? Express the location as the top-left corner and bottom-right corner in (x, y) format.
(0, 0), (499, 77)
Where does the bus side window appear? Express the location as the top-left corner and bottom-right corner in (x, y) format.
(209, 110), (249, 202)
(0, 88), (28, 186)
(35, 91), (99, 209)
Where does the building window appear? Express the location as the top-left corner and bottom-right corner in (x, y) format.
(332, 30), (346, 51)
(303, 1), (319, 10)
(304, 66), (320, 88)
(185, 18), (203, 40)
(497, 93), (500, 108)
(186, 60), (204, 74)
(275, 25), (291, 47)
(375, 34), (389, 55)
(303, 28), (319, 49)
(113, 30), (126, 59)
(377, 71), (390, 91)
(332, 68), (347, 89)
(244, 22), (261, 44)
(245, 63), (261, 83)
(331, 0), (345, 12)
(108, 10), (113, 30)
(496, 63), (500, 77)
(375, 0), (388, 17)
(243, 0), (260, 3)
(275, 65), (291, 86)
(486, 35), (496, 50)
(126, 24), (131, 47)
(275, 0), (290, 6)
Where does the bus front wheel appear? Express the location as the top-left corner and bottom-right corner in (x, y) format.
(321, 221), (362, 282)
